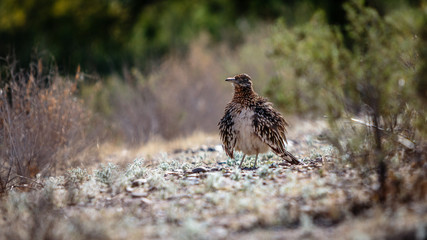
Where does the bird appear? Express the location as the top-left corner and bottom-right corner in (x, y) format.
(218, 73), (302, 169)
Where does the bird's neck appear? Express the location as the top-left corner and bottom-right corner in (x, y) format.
(232, 85), (257, 104)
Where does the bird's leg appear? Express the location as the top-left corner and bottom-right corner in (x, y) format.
(253, 153), (259, 169)
(239, 154), (246, 168)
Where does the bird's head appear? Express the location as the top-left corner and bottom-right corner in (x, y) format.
(225, 73), (253, 88)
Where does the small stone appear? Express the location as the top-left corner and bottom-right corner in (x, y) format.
(132, 179), (147, 187)
(131, 191), (148, 198)
(186, 173), (200, 178)
(214, 145), (224, 152)
(140, 198), (152, 205)
(173, 148), (184, 154)
(164, 171), (180, 176)
(192, 167), (208, 173)
(207, 147), (216, 152)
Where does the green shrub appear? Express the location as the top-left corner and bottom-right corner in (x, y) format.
(66, 167), (91, 184)
(269, 11), (347, 115)
(270, 0), (426, 203)
(94, 163), (119, 185)
(271, 0), (425, 154)
(125, 158), (147, 179)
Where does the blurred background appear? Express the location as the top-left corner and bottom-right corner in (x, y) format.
(0, 0), (355, 73)
(0, 0), (426, 176)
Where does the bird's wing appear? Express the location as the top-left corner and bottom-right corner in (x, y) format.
(252, 101), (302, 165)
(218, 105), (237, 158)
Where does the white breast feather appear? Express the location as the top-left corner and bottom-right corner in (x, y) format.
(233, 108), (269, 155)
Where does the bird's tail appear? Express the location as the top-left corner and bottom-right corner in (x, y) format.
(280, 150), (304, 165)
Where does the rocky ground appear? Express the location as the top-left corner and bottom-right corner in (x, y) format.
(0, 120), (425, 239)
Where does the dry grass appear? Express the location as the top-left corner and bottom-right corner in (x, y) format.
(0, 58), (97, 193)
(97, 131), (220, 167)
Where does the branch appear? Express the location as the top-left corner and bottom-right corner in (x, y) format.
(15, 175), (44, 187)
(350, 118), (415, 150)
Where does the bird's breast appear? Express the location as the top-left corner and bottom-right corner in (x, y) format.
(233, 108), (269, 155)
(234, 108), (254, 134)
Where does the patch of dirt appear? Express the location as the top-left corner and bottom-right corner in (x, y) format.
(1, 119), (425, 239)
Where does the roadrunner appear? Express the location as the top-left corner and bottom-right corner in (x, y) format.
(218, 73), (302, 168)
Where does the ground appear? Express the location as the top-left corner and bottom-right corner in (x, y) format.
(0, 119), (425, 239)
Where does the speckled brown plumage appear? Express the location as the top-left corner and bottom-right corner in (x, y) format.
(218, 73), (302, 168)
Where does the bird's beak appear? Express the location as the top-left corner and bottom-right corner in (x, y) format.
(225, 77), (235, 82)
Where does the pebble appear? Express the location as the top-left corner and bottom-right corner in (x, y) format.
(214, 145), (224, 152)
(186, 173), (199, 178)
(132, 179), (147, 187)
(140, 198), (152, 205)
(164, 171), (180, 176)
(207, 144), (223, 152)
(207, 147), (216, 152)
(173, 148), (184, 154)
(192, 167), (208, 173)
(131, 191), (148, 198)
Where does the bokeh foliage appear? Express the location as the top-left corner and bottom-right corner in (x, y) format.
(1, 0), (422, 75)
(275, 1), (425, 122)
(269, 0), (426, 203)
(0, 0), (299, 73)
